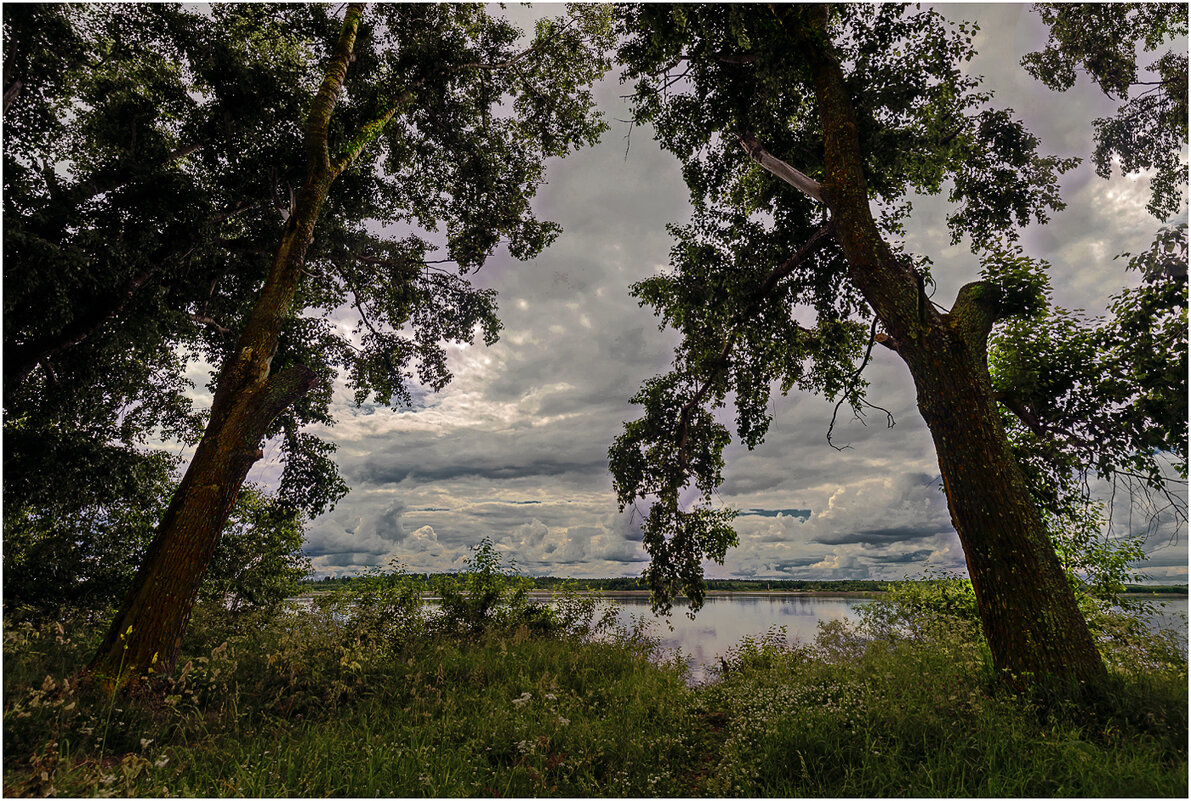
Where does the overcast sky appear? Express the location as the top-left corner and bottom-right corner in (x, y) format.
(227, 4), (1188, 583)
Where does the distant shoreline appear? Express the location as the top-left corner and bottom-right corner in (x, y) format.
(297, 588), (1188, 600)
(528, 589), (890, 599)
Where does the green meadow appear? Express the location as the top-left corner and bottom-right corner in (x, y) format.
(4, 556), (1186, 798)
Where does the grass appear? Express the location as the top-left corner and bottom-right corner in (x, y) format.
(4, 586), (1187, 797)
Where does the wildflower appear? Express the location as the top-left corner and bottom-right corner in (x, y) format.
(512, 691), (532, 707)
(544, 693), (557, 701)
(558, 716), (570, 726)
(154, 756), (169, 768)
(140, 738), (153, 750)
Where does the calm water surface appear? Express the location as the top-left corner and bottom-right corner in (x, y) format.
(603, 594), (1189, 684)
(608, 595), (867, 683)
(293, 592), (1187, 684)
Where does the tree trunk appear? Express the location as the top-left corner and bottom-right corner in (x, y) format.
(788, 5), (1106, 688)
(88, 360), (316, 685)
(901, 316), (1106, 687)
(89, 5), (365, 690)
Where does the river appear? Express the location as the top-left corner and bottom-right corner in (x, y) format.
(604, 594), (1189, 684)
(292, 591), (1188, 685)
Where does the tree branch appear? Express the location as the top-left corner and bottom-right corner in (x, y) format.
(737, 132), (822, 203)
(250, 364), (320, 437)
(4, 79), (22, 112)
(7, 269), (154, 389)
(57, 140), (206, 208)
(332, 87), (417, 177)
(675, 222), (835, 472)
(189, 313), (231, 335)
(463, 17), (576, 71)
(826, 316), (882, 450)
(306, 3), (364, 176)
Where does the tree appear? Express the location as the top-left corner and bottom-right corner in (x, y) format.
(609, 4), (1112, 688)
(3, 3), (345, 585)
(1022, 3), (1187, 220)
(81, 3), (612, 688)
(3, 448), (180, 620)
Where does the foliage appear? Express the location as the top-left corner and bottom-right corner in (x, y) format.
(197, 488), (312, 615)
(698, 613), (1185, 797)
(990, 224), (1188, 532)
(609, 4), (1080, 612)
(433, 538), (541, 634)
(316, 560), (428, 650)
(861, 568), (1188, 695)
(1024, 3), (1188, 219)
(857, 572), (984, 646)
(317, 539), (620, 648)
(3, 3), (615, 535)
(3, 460), (310, 621)
(4, 594), (1184, 797)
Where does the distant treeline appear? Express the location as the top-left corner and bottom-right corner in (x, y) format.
(301, 574), (894, 594)
(300, 574), (1187, 595)
(1121, 584), (1189, 594)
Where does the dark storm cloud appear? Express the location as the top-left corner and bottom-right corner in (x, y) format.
(769, 558), (823, 573)
(813, 526), (943, 546)
(864, 549), (936, 564)
(357, 456), (609, 485)
(740, 508), (812, 520)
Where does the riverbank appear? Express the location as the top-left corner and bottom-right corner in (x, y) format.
(4, 598), (1187, 797)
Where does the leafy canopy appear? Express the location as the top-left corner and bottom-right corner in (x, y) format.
(990, 224), (1189, 531)
(1022, 3), (1188, 220)
(3, 4), (614, 585)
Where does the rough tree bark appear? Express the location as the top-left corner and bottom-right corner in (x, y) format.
(779, 5), (1106, 687)
(90, 5), (368, 688)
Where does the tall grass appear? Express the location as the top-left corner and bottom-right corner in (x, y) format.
(4, 562), (1186, 797)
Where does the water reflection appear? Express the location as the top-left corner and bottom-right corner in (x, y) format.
(604, 594), (1189, 685)
(607, 595), (868, 684)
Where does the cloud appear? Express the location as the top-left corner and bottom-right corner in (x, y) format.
(291, 6), (1186, 584)
(740, 508), (812, 520)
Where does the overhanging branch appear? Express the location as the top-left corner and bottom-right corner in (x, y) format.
(737, 132), (822, 203)
(675, 222), (835, 472)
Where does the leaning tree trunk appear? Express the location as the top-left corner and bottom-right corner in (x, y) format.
(901, 311), (1106, 687)
(787, 5), (1106, 688)
(90, 5), (365, 689)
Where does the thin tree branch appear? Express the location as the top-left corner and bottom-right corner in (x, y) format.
(737, 132), (823, 203)
(826, 315), (886, 451)
(463, 17), (577, 71)
(189, 313), (231, 335)
(338, 265), (383, 339)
